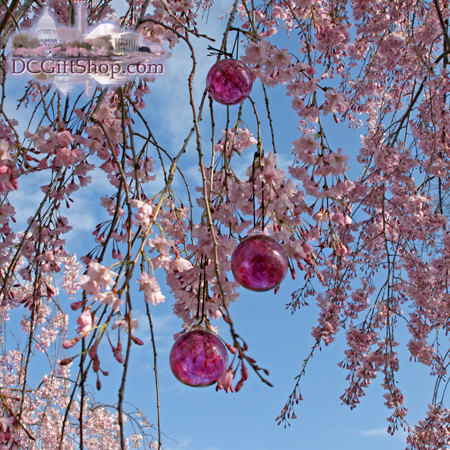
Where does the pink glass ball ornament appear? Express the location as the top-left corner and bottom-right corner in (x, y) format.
(169, 327), (228, 387)
(206, 59), (253, 105)
(231, 233), (288, 292)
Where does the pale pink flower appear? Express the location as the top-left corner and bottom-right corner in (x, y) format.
(0, 417), (15, 432)
(312, 208), (328, 222)
(327, 148), (349, 174)
(131, 199), (154, 228)
(147, 234), (174, 256)
(216, 367), (234, 393)
(242, 39), (269, 64)
(152, 254), (172, 270)
(331, 212), (352, 226)
(0, 166), (16, 193)
(290, 240), (308, 258)
(73, 108), (86, 120)
(235, 128), (257, 151)
(173, 256), (193, 272)
(292, 0), (313, 6)
(79, 262), (118, 298)
(112, 318), (139, 334)
(0, 204), (15, 226)
(0, 140), (12, 164)
(53, 147), (73, 167)
(323, 89), (347, 116)
(291, 97), (305, 111)
(97, 292), (124, 312)
(96, 104), (115, 122)
(56, 131), (74, 146)
(292, 133), (320, 155)
(271, 47), (291, 67)
(100, 196), (116, 215)
(137, 272), (166, 305)
(76, 309), (96, 336)
(79, 176), (91, 187)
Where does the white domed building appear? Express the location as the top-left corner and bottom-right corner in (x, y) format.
(36, 7), (60, 47)
(84, 23), (139, 53)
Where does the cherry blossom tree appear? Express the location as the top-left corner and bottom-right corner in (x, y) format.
(1, 0), (450, 448)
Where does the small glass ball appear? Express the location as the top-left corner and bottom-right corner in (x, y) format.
(169, 327), (228, 387)
(206, 59), (253, 105)
(231, 233), (288, 292)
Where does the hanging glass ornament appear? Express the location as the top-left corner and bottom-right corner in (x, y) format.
(169, 326), (228, 387)
(231, 232), (288, 292)
(206, 59), (253, 105)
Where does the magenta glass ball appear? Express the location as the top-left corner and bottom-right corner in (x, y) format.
(169, 327), (228, 387)
(231, 233), (288, 292)
(206, 59), (253, 105)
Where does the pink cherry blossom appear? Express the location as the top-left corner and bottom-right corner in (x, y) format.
(172, 256), (193, 272)
(131, 199), (154, 228)
(76, 308), (96, 336)
(326, 148), (350, 175)
(147, 234), (174, 256)
(216, 367), (234, 393)
(112, 317), (139, 334)
(137, 272), (166, 305)
(79, 262), (118, 298)
(322, 89), (347, 116)
(4, 0), (450, 447)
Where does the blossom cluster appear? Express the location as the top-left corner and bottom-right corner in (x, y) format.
(2, 0), (450, 448)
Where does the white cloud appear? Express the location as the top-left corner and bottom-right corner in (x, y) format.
(164, 437), (194, 450)
(359, 428), (388, 437)
(151, 313), (178, 334)
(130, 310), (179, 355)
(359, 427), (407, 438)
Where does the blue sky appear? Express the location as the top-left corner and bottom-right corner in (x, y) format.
(3, 0), (439, 449)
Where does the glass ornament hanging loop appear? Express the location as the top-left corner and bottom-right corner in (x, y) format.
(196, 254), (208, 325)
(206, 31), (253, 105)
(169, 256), (228, 387)
(231, 151), (288, 292)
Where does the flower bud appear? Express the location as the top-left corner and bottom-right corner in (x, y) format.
(226, 343), (236, 354)
(92, 358), (100, 372)
(113, 341), (124, 363)
(114, 348), (124, 364)
(71, 301), (83, 311)
(63, 337), (80, 349)
(131, 335), (144, 345)
(241, 362), (248, 381)
(89, 343), (98, 359)
(59, 357), (73, 366)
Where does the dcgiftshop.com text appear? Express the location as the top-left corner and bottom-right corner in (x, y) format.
(12, 58), (164, 79)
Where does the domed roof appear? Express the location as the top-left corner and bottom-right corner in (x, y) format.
(88, 23), (119, 37)
(36, 8), (57, 32)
